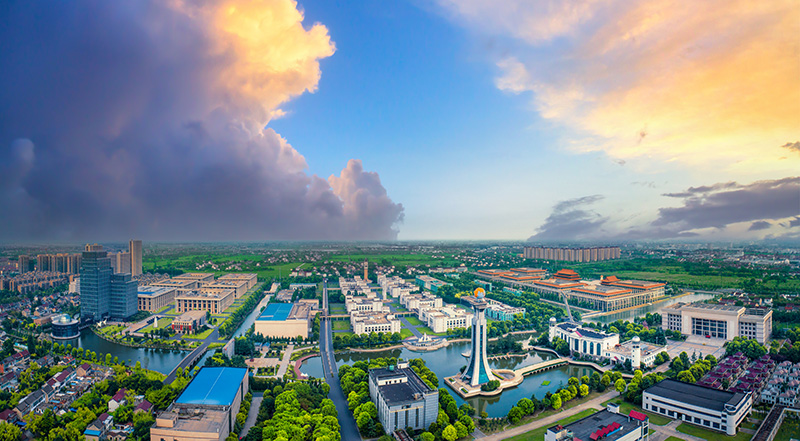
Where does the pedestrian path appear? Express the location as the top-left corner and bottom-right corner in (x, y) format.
(240, 392), (263, 438)
(276, 344), (294, 377)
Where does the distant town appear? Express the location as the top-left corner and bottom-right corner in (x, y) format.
(0, 241), (798, 441)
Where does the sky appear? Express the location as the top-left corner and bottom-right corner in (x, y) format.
(0, 0), (798, 242)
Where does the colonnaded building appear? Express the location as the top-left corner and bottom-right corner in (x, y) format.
(661, 302), (772, 344)
(369, 361), (438, 434)
(549, 319), (667, 368)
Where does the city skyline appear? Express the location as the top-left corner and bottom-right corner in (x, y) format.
(0, 0), (797, 243)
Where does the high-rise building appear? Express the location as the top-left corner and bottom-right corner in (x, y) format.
(17, 255), (31, 273)
(110, 273), (138, 319)
(80, 244), (112, 321)
(460, 288), (497, 387)
(109, 252), (119, 273)
(129, 239), (142, 276)
(36, 254), (52, 271)
(116, 251), (132, 274)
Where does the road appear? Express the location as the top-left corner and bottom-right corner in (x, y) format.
(320, 279), (362, 441)
(275, 343), (294, 377)
(163, 328), (219, 384)
(240, 392), (263, 438)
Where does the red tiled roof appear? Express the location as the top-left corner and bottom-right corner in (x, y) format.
(629, 410), (647, 421)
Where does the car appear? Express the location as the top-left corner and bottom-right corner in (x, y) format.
(705, 335), (711, 338)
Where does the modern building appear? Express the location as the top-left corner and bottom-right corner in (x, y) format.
(171, 310), (207, 333)
(661, 303), (773, 344)
(110, 273), (138, 320)
(151, 367), (248, 441)
(530, 270), (666, 313)
(217, 273), (258, 290)
(524, 246), (621, 262)
(642, 378), (752, 436)
(137, 286), (176, 312)
(175, 289), (234, 315)
(550, 319), (620, 359)
(17, 255), (31, 273)
(339, 276), (373, 297)
(400, 291), (442, 312)
(115, 251), (131, 274)
(201, 280), (248, 298)
(80, 244), (112, 321)
(254, 302), (315, 339)
(50, 314), (80, 340)
(475, 268), (547, 284)
(350, 311), (401, 335)
(129, 239), (142, 277)
(369, 361), (438, 434)
(150, 279), (200, 291)
(420, 305), (473, 333)
(345, 295), (385, 313)
(415, 275), (451, 293)
(460, 288), (497, 387)
(545, 405), (649, 441)
(172, 273), (215, 284)
(462, 297), (525, 321)
(604, 336), (667, 368)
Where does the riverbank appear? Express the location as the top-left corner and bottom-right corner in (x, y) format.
(90, 327), (195, 352)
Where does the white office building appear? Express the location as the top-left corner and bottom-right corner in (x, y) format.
(549, 319), (619, 359)
(661, 303), (772, 344)
(643, 379), (751, 436)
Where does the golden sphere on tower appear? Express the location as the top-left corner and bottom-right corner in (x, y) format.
(474, 287), (485, 298)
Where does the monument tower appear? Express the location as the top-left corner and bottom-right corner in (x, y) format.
(460, 288), (498, 387)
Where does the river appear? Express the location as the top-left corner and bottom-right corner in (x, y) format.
(298, 338), (601, 417)
(62, 293), (273, 375)
(583, 292), (714, 324)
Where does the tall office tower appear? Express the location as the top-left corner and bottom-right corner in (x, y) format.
(110, 273), (137, 320)
(108, 252), (119, 273)
(37, 254), (51, 271)
(17, 255), (30, 273)
(129, 239), (142, 276)
(460, 288), (498, 387)
(80, 244), (112, 321)
(116, 251), (132, 274)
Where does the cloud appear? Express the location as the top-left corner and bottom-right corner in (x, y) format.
(0, 0), (403, 241)
(528, 195), (608, 241)
(783, 141), (800, 153)
(437, 0), (800, 173)
(748, 221), (772, 231)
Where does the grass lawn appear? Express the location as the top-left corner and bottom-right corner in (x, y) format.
(98, 325), (126, 336)
(329, 303), (347, 313)
(140, 317), (173, 333)
(393, 304), (408, 312)
(332, 320), (351, 331)
(665, 437), (684, 441)
(417, 326), (448, 336)
(405, 316), (424, 326)
(677, 423), (753, 441)
(155, 304), (173, 314)
(336, 331), (355, 337)
(399, 329), (414, 339)
(776, 417), (800, 441)
(182, 329), (214, 340)
(505, 408), (600, 441)
(601, 399), (671, 426)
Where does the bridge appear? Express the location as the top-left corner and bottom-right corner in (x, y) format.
(515, 358), (568, 376)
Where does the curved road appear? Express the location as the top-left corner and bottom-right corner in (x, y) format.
(320, 280), (361, 441)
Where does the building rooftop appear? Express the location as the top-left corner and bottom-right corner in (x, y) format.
(137, 286), (174, 298)
(370, 365), (434, 406)
(548, 409), (645, 441)
(257, 302), (314, 321)
(645, 379), (748, 412)
(175, 367), (247, 407)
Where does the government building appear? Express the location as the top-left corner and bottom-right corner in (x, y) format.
(661, 302), (772, 344)
(369, 361), (438, 434)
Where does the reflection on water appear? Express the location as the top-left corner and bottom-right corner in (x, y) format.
(585, 292), (713, 324)
(298, 337), (600, 417)
(61, 329), (188, 375)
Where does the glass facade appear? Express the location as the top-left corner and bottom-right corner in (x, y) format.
(110, 273), (138, 320)
(80, 250), (111, 321)
(692, 317), (727, 339)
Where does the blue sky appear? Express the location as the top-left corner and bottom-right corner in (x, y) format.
(0, 0), (797, 242)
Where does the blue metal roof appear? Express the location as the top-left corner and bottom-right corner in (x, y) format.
(175, 367), (247, 406)
(257, 303), (293, 321)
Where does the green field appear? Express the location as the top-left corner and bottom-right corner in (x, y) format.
(677, 422), (753, 441)
(155, 304), (173, 314)
(601, 399), (671, 425)
(327, 253), (455, 267)
(505, 408), (600, 441)
(404, 316), (424, 326)
(776, 417), (800, 441)
(329, 303), (347, 313)
(332, 320), (351, 331)
(416, 326), (448, 336)
(399, 328), (414, 339)
(182, 329), (214, 340)
(97, 325), (126, 336)
(140, 318), (173, 333)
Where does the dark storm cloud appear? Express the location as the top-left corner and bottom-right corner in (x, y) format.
(782, 141), (800, 153)
(0, 0), (403, 241)
(527, 195), (608, 241)
(652, 177), (800, 231)
(748, 221), (772, 231)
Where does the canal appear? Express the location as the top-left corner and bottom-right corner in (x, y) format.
(298, 338), (601, 418)
(583, 292), (713, 324)
(63, 293), (273, 375)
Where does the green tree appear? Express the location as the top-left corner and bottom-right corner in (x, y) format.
(579, 384), (589, 397)
(677, 370), (696, 383)
(615, 379), (627, 394)
(454, 420), (469, 438)
(551, 394), (562, 410)
(442, 424), (458, 441)
(0, 421), (21, 441)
